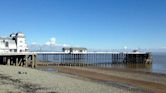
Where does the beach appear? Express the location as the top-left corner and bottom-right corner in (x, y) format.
(0, 65), (136, 93)
(0, 64), (166, 93)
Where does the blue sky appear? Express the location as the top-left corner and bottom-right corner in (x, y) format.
(0, 0), (166, 49)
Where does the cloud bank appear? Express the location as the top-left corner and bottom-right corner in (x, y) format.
(29, 37), (72, 52)
(45, 37), (56, 46)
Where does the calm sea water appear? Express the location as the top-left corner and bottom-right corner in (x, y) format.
(37, 52), (166, 74)
(151, 52), (166, 74)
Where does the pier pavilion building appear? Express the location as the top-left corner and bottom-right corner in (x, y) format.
(0, 32), (28, 53)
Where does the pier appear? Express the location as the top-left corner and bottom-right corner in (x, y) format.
(0, 52), (152, 67)
(0, 32), (152, 68)
(37, 52), (152, 66)
(0, 52), (37, 68)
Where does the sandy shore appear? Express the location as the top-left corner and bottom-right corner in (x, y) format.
(1, 64), (166, 93)
(0, 65), (136, 93)
(40, 66), (166, 93)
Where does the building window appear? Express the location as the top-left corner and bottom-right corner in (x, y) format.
(10, 49), (14, 52)
(5, 42), (9, 47)
(14, 49), (17, 52)
(25, 49), (28, 52)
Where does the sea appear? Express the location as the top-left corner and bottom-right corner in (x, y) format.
(37, 52), (166, 74)
(151, 52), (166, 74)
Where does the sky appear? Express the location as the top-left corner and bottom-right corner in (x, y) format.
(0, 0), (166, 50)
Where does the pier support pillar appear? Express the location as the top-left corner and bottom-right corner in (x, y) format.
(7, 57), (10, 65)
(34, 55), (37, 68)
(31, 55), (36, 68)
(16, 58), (18, 66)
(25, 55), (28, 67)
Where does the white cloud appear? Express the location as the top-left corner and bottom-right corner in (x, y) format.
(29, 37), (79, 51)
(62, 44), (70, 47)
(124, 46), (128, 50)
(45, 37), (56, 46)
(32, 42), (37, 45)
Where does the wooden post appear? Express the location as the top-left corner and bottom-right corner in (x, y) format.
(34, 55), (37, 68)
(16, 57), (18, 66)
(25, 55), (28, 67)
(7, 57), (10, 65)
(32, 55), (35, 68)
(3, 57), (6, 65)
(10, 57), (13, 65)
(18, 58), (22, 66)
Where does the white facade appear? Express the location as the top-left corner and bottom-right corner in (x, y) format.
(64, 49), (70, 53)
(0, 32), (28, 53)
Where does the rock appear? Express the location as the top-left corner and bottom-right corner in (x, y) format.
(18, 71), (22, 74)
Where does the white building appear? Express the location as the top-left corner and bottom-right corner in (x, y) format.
(0, 32), (28, 53)
(62, 47), (87, 53)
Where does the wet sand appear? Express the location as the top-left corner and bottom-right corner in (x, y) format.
(39, 66), (166, 93)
